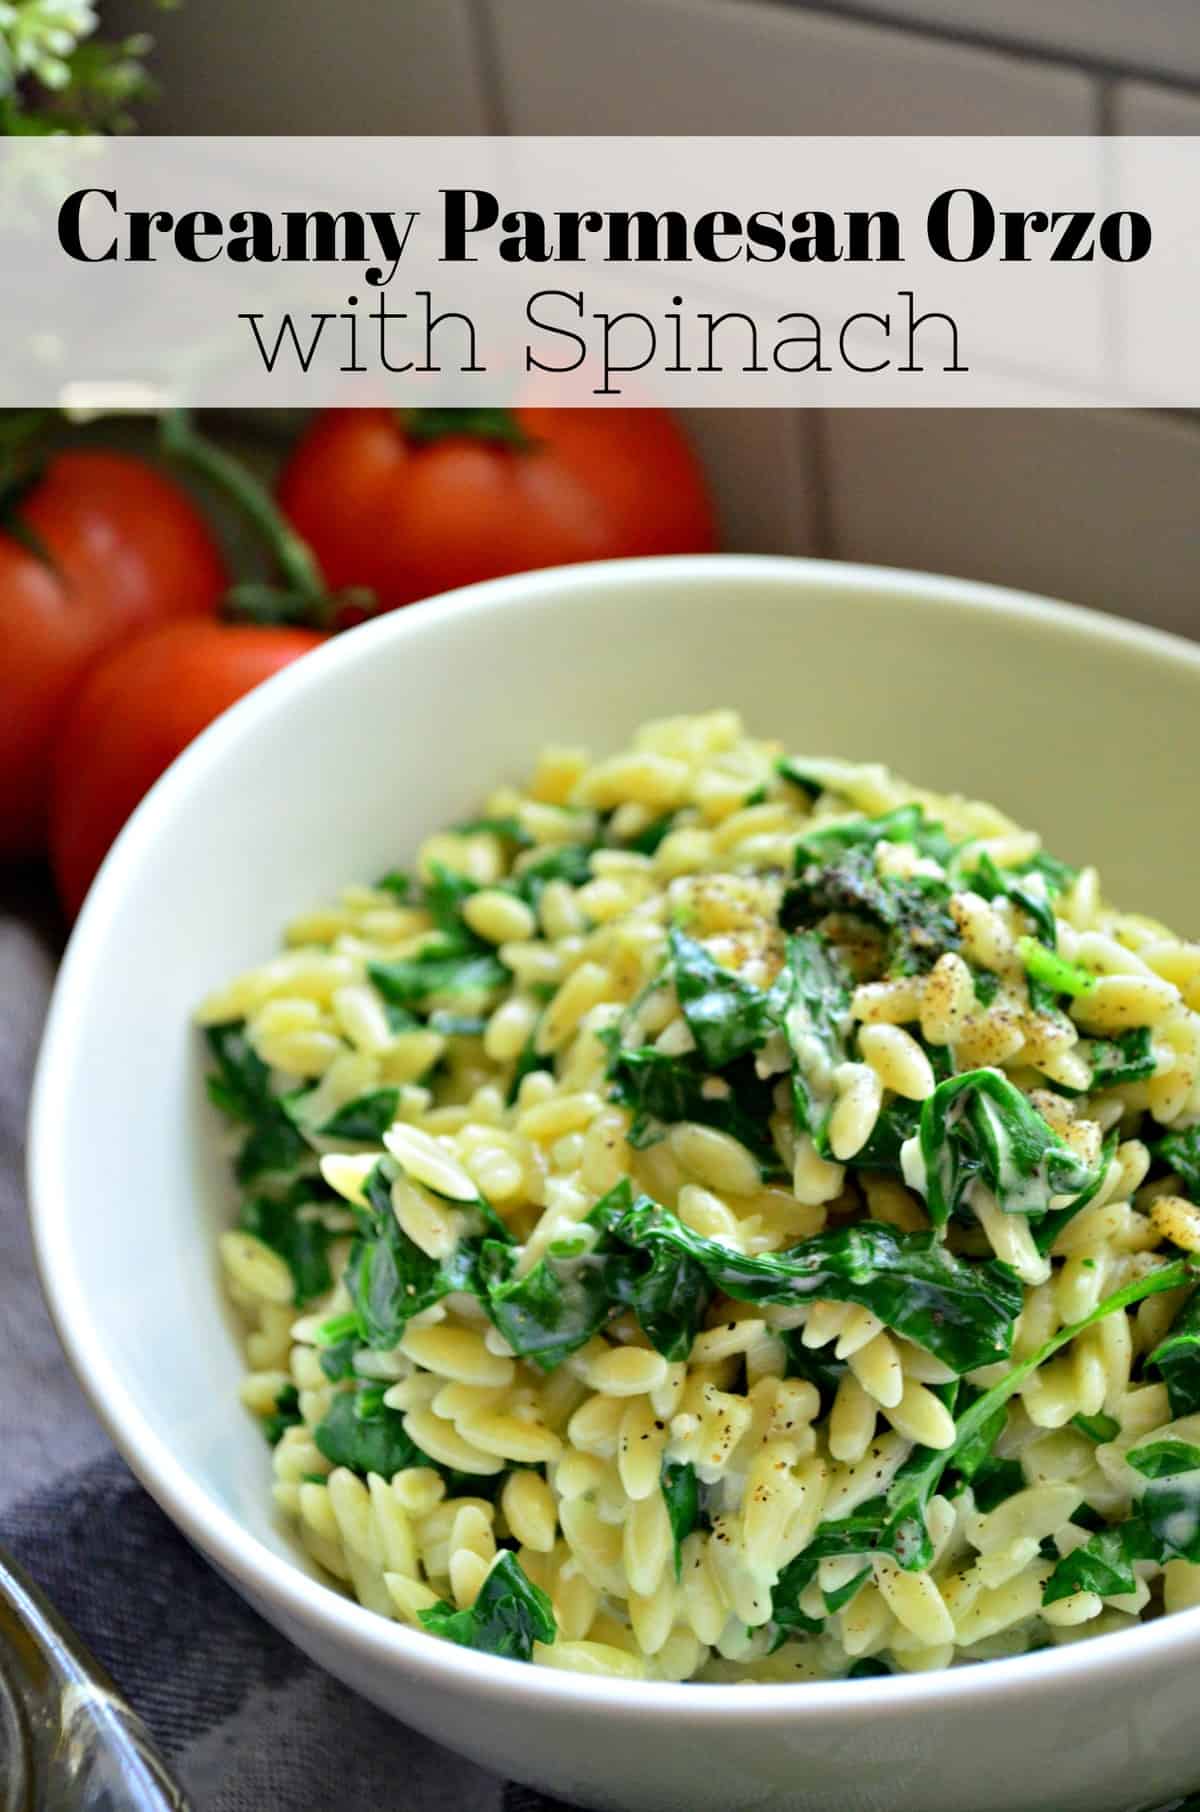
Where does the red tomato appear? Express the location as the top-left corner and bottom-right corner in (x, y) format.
(0, 451), (227, 858)
(278, 408), (717, 610)
(50, 619), (321, 917)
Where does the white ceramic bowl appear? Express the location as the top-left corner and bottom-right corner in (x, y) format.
(29, 555), (1200, 1812)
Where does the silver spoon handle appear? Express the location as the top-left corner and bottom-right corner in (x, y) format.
(0, 1540), (191, 1810)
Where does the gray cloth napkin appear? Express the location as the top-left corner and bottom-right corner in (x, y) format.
(0, 897), (570, 1812)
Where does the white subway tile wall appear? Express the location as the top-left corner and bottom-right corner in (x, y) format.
(1115, 82), (1200, 135)
(764, 0), (1200, 86)
(683, 412), (823, 553)
(823, 410), (1200, 638)
(108, 0), (491, 135)
(121, 0), (1199, 634)
(481, 0), (1096, 134)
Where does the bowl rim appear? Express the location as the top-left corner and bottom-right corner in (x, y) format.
(28, 549), (1200, 1724)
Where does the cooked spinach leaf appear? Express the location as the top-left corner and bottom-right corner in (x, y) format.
(1043, 1524), (1136, 1606)
(781, 1336), (847, 1411)
(423, 862), (485, 940)
(313, 1313), (361, 1382)
(376, 869), (415, 901)
(1026, 974), (1060, 1016)
(480, 1180), (712, 1369)
(847, 1095), (921, 1175)
(1128, 1438), (1200, 1479)
(505, 1017), (554, 1107)
(783, 845), (959, 978)
(822, 1564), (871, 1615)
(314, 1385), (427, 1478)
(604, 1231), (710, 1363)
(767, 1589), (823, 1641)
(205, 1021), (311, 1184)
(1138, 1471), (1200, 1572)
(236, 1109), (312, 1184)
(967, 1456), (1024, 1514)
(499, 1181), (1020, 1378)
(669, 925), (772, 1069)
(1024, 850), (1078, 893)
(771, 931), (852, 1152)
(478, 1237), (616, 1370)
(1072, 1411), (1121, 1444)
(661, 1461), (702, 1580)
(968, 852), (1058, 949)
(1149, 1288), (1200, 1418)
(792, 801), (954, 866)
(369, 945), (509, 1013)
(262, 1382), (303, 1446)
(452, 815), (533, 846)
(511, 842), (596, 902)
(316, 1385), (499, 1495)
(1076, 1027), (1156, 1093)
(603, 1039), (783, 1176)
(1070, 1505), (1109, 1535)
(1153, 1125), (1200, 1202)
(591, 1194), (1024, 1375)
(770, 1503), (888, 1632)
(384, 1003), (423, 1035)
(239, 1183), (335, 1307)
(418, 1551), (556, 1661)
(428, 1011), (488, 1037)
(318, 1335), (361, 1382)
(317, 1087), (400, 1143)
(622, 813), (677, 856)
(911, 1068), (1099, 1231)
(1033, 1129), (1118, 1256)
(346, 1159), (482, 1347)
(1044, 1439), (1200, 1606)
(775, 758), (824, 803)
(205, 1021), (277, 1121)
(783, 845), (891, 931)
(970, 965), (1001, 1008)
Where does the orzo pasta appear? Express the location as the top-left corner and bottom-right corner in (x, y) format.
(198, 711), (1200, 1681)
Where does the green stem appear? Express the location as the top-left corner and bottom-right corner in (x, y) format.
(950, 1257), (1193, 1461)
(0, 409), (53, 474)
(402, 407), (532, 450)
(160, 408), (327, 613)
(1017, 935), (1097, 1000)
(882, 1255), (1197, 1567)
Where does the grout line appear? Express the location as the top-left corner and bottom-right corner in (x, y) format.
(733, 0), (1200, 98)
(1094, 83), (1124, 401)
(1096, 76), (1120, 136)
(466, 0), (512, 135)
(803, 409), (838, 558)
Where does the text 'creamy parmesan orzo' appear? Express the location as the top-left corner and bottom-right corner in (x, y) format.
(198, 711), (1200, 1682)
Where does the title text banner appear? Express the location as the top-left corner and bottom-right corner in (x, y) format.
(2, 136), (1196, 406)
